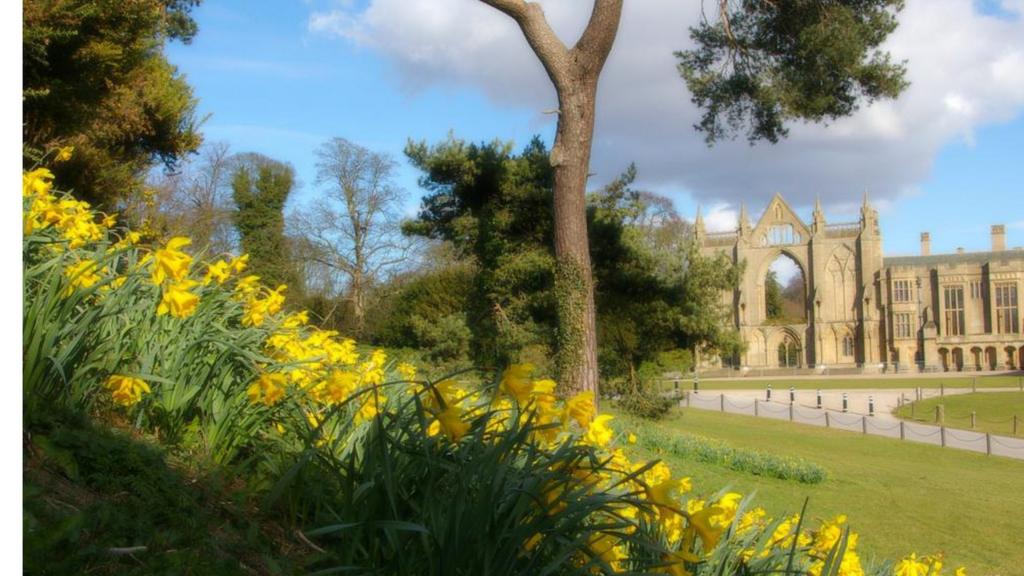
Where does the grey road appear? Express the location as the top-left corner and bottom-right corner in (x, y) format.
(682, 388), (1024, 460)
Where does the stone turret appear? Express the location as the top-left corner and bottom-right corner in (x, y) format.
(860, 192), (879, 237)
(738, 202), (751, 238)
(812, 195), (825, 235)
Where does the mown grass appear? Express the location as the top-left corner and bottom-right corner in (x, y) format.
(672, 374), (1024, 391)
(894, 392), (1024, 437)
(613, 407), (1024, 576)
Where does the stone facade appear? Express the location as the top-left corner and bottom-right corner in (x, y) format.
(696, 194), (1024, 373)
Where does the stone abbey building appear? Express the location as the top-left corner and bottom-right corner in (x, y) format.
(696, 194), (1023, 373)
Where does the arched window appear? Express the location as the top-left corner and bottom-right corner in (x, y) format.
(764, 254), (806, 323)
(842, 334), (854, 358)
(777, 334), (802, 368)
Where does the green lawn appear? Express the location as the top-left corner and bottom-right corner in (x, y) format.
(670, 374), (1024, 391)
(614, 407), (1024, 575)
(894, 392), (1024, 437)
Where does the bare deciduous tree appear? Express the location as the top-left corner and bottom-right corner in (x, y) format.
(290, 138), (417, 335)
(140, 141), (238, 255)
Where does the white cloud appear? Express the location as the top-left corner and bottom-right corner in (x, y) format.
(308, 0), (1024, 211)
(702, 203), (737, 233)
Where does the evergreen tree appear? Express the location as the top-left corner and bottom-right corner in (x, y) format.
(404, 135), (743, 385)
(231, 154), (301, 293)
(23, 0), (203, 208)
(404, 136), (557, 372)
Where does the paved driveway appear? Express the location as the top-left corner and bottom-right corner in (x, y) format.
(682, 388), (1024, 460)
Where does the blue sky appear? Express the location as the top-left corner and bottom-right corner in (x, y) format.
(165, 0), (1024, 258)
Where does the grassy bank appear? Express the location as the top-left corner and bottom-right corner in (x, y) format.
(24, 413), (307, 575)
(894, 391), (1024, 437)
(614, 407), (1024, 575)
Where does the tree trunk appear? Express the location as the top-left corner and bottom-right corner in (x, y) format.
(551, 78), (600, 398)
(479, 0), (622, 401)
(351, 270), (365, 336)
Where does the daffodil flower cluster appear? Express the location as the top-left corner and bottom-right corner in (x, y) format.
(24, 167), (104, 247)
(488, 364), (968, 576)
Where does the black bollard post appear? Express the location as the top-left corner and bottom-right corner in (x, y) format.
(868, 395), (875, 417)
(693, 375), (699, 395)
(789, 386), (795, 405)
(767, 384), (773, 402)
(816, 389), (822, 409)
(842, 392), (848, 413)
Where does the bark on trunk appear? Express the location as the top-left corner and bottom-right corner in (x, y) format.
(551, 79), (600, 398)
(479, 0), (622, 400)
(351, 270), (365, 336)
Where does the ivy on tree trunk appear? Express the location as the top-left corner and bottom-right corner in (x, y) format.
(479, 0), (622, 399)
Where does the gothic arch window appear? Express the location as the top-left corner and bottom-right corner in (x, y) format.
(777, 333), (802, 367)
(826, 246), (856, 321)
(842, 333), (854, 358)
(764, 253), (806, 323)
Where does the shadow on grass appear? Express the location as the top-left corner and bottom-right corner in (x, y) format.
(23, 410), (310, 575)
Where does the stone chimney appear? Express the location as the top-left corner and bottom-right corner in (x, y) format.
(992, 224), (1006, 251)
(920, 232), (931, 256)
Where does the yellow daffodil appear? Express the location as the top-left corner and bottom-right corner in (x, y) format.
(356, 392), (385, 424)
(62, 259), (104, 297)
(531, 378), (557, 409)
(359, 349), (387, 386)
(151, 236), (193, 286)
(683, 502), (727, 551)
(583, 532), (626, 572)
(247, 372), (287, 406)
(157, 279), (200, 319)
(317, 369), (358, 404)
(23, 167), (54, 197)
(281, 310), (309, 328)
(55, 146), (74, 162)
(397, 362), (417, 381)
(230, 253), (249, 274)
(893, 555), (926, 576)
(811, 514), (847, 558)
(104, 374), (151, 406)
(583, 413), (615, 447)
(324, 337), (359, 365)
(202, 259), (231, 285)
(500, 363), (534, 404)
(737, 507), (767, 534)
(564, 391), (595, 428)
(235, 274), (261, 297)
(433, 405), (470, 441)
